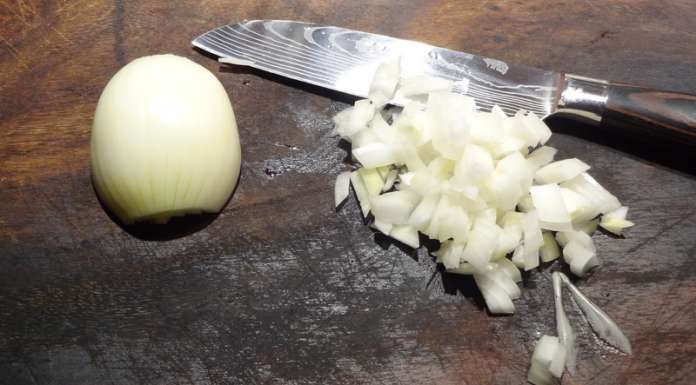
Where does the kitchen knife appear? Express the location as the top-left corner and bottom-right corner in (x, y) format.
(193, 20), (696, 148)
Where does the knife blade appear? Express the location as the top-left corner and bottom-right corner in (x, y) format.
(193, 20), (696, 148)
(193, 19), (558, 117)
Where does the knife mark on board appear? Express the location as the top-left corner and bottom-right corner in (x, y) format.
(483, 57), (509, 75)
(113, 0), (125, 66)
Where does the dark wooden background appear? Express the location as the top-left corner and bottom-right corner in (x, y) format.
(2, 1), (696, 384)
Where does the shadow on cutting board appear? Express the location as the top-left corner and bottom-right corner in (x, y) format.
(374, 232), (489, 312)
(92, 174), (239, 241)
(546, 116), (696, 178)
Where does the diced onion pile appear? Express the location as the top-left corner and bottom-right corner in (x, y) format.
(333, 58), (634, 315)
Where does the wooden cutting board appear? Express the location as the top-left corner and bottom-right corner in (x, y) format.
(2, 1), (696, 384)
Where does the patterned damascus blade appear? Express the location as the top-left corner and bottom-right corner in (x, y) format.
(193, 20), (562, 117)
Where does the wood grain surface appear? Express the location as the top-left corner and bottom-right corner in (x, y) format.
(2, 1), (696, 384)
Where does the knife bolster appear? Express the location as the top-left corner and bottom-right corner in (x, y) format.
(556, 74), (609, 125)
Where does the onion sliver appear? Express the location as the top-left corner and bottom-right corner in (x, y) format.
(522, 211), (543, 270)
(530, 183), (572, 231)
(528, 335), (566, 385)
(396, 75), (453, 98)
(560, 273), (632, 354)
(390, 224), (420, 248)
(426, 92), (474, 160)
(335, 99), (375, 138)
(527, 146), (558, 169)
(334, 171), (352, 208)
(371, 218), (393, 235)
(563, 241), (600, 277)
(454, 143), (494, 185)
(497, 257), (522, 283)
(552, 272), (577, 374)
(540, 231), (560, 262)
(522, 112), (553, 145)
(600, 206), (634, 235)
(535, 158), (590, 184)
(561, 173), (621, 217)
(352, 142), (398, 168)
(463, 218), (500, 271)
(349, 171), (371, 218)
(368, 57), (400, 107)
(371, 190), (420, 224)
(438, 240), (465, 269)
(487, 266), (521, 299)
(408, 193), (441, 230)
(474, 273), (515, 314)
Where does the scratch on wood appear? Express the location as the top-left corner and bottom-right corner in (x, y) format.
(626, 209), (695, 253)
(0, 0), (39, 28)
(0, 34), (30, 70)
(55, 0), (92, 17)
(49, 25), (72, 45)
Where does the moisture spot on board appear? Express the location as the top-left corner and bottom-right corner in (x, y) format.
(274, 142), (299, 151)
(264, 167), (282, 178)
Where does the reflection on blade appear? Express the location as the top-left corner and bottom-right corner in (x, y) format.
(193, 20), (561, 117)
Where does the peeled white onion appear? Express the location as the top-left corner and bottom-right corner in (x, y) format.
(91, 54), (241, 224)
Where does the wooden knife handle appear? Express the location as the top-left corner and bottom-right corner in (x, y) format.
(557, 74), (696, 148)
(602, 83), (696, 147)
